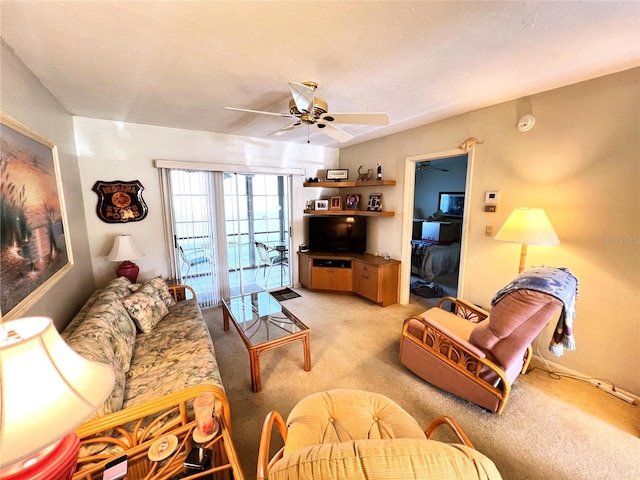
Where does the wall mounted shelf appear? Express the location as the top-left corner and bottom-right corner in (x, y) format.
(303, 209), (394, 217)
(303, 180), (396, 188)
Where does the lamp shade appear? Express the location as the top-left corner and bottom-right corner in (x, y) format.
(494, 207), (560, 245)
(0, 317), (114, 470)
(106, 234), (145, 262)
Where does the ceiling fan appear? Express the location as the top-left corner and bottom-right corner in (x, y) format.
(224, 81), (390, 143)
(416, 161), (449, 172)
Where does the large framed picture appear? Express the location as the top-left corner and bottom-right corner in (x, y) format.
(1, 114), (73, 320)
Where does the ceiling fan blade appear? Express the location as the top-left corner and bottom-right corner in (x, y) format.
(321, 112), (390, 125)
(288, 81), (315, 113)
(224, 106), (294, 118)
(317, 122), (353, 143)
(268, 121), (301, 137)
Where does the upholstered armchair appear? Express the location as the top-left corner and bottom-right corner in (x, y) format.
(257, 389), (502, 480)
(400, 267), (577, 414)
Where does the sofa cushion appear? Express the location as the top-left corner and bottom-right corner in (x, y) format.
(104, 275), (135, 299)
(130, 276), (177, 309)
(270, 438), (502, 480)
(122, 283), (169, 333)
(86, 290), (137, 372)
(123, 299), (223, 408)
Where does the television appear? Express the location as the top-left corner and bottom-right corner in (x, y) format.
(438, 192), (465, 218)
(308, 216), (367, 254)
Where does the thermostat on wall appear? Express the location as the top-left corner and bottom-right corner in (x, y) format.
(484, 191), (500, 204)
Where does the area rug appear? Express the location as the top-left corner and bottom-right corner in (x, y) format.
(270, 287), (301, 302)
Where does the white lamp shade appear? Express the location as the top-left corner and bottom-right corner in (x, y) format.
(495, 207), (560, 245)
(106, 234), (145, 262)
(0, 317), (115, 469)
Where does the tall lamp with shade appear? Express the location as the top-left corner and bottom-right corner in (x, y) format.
(494, 207), (560, 273)
(107, 234), (145, 283)
(0, 317), (114, 479)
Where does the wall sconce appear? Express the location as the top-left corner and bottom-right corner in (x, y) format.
(495, 207), (559, 273)
(106, 234), (145, 283)
(0, 317), (114, 479)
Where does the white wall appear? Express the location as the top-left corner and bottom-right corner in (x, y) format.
(340, 68), (640, 394)
(0, 40), (95, 330)
(73, 117), (339, 287)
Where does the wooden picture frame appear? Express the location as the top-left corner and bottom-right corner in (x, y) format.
(1, 114), (74, 320)
(345, 194), (360, 210)
(315, 199), (329, 211)
(326, 169), (349, 181)
(367, 193), (382, 211)
(329, 196), (342, 210)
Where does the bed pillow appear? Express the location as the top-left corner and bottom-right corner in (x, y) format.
(122, 283), (169, 333)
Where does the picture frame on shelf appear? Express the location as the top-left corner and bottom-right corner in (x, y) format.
(315, 199), (329, 211)
(326, 169), (349, 181)
(345, 194), (360, 210)
(367, 193), (382, 212)
(305, 199), (315, 210)
(329, 196), (342, 210)
(0, 113), (74, 321)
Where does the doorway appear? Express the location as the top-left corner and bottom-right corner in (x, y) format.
(400, 148), (474, 304)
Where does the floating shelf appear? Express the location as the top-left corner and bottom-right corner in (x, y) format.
(303, 209), (395, 217)
(303, 180), (396, 188)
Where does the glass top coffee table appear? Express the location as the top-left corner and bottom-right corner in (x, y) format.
(222, 290), (311, 392)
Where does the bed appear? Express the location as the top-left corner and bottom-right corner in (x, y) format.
(411, 240), (461, 280)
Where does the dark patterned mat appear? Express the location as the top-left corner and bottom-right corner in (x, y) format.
(270, 287), (301, 302)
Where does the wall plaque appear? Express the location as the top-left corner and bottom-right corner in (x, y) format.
(93, 180), (148, 223)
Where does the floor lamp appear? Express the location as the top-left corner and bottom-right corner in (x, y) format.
(0, 317), (114, 479)
(494, 207), (559, 273)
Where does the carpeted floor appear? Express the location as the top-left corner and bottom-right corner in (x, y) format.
(204, 288), (639, 480)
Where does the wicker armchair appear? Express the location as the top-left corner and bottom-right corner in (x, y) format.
(257, 389), (501, 480)
(400, 288), (563, 414)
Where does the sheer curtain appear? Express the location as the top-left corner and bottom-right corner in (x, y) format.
(159, 168), (229, 308)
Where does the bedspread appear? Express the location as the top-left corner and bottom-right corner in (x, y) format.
(411, 240), (461, 280)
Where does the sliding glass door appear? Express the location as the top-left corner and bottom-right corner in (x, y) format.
(166, 169), (291, 305)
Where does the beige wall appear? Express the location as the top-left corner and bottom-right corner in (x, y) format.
(0, 41), (96, 330)
(73, 117), (339, 288)
(339, 68), (640, 394)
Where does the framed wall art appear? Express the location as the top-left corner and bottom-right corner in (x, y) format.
(93, 180), (148, 223)
(0, 114), (73, 320)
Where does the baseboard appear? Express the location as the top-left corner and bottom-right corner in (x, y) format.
(530, 354), (639, 404)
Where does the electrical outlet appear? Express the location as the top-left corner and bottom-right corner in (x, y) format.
(485, 226), (493, 237)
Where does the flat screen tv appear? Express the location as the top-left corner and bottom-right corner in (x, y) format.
(438, 192), (465, 218)
(308, 216), (367, 254)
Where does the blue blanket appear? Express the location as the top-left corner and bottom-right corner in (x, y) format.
(491, 267), (579, 356)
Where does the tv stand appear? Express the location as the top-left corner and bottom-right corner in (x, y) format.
(299, 252), (399, 306)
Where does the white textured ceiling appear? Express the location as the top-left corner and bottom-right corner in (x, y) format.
(1, 1), (639, 147)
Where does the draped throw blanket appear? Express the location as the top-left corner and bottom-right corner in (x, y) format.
(491, 267), (579, 356)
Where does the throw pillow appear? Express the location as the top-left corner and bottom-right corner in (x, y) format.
(128, 276), (176, 309)
(122, 284), (169, 333)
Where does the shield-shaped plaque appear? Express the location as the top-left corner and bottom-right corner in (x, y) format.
(92, 180), (148, 223)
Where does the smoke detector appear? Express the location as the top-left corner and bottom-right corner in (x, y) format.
(517, 114), (536, 132)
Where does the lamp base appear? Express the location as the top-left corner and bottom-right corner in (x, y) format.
(1, 432), (79, 480)
(116, 260), (140, 283)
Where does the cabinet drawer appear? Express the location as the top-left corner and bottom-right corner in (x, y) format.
(353, 261), (379, 279)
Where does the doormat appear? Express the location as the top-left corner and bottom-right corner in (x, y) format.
(270, 287), (301, 302)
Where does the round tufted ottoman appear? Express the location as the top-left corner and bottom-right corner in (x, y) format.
(259, 389), (502, 480)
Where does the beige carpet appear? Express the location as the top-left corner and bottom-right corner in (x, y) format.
(204, 288), (639, 480)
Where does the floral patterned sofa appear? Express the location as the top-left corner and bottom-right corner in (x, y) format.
(61, 276), (228, 441)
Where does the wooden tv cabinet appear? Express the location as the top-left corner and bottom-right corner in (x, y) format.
(298, 252), (400, 306)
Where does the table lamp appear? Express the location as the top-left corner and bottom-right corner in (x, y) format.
(106, 234), (145, 283)
(494, 207), (559, 273)
(0, 316), (114, 479)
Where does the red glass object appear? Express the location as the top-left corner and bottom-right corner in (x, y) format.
(116, 260), (140, 283)
(2, 432), (79, 480)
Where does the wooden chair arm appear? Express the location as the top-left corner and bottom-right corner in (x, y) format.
(437, 296), (489, 322)
(425, 415), (475, 449)
(257, 411), (288, 480)
(168, 284), (197, 302)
